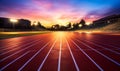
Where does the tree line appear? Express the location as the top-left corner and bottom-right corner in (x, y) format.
(0, 17), (46, 31)
(0, 14), (119, 31)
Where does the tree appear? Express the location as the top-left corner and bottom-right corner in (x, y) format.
(72, 23), (79, 30)
(37, 22), (42, 28)
(66, 22), (71, 28)
(37, 22), (46, 29)
(51, 24), (60, 30)
(79, 19), (86, 27)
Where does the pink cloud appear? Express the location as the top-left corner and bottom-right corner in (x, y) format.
(31, 0), (54, 10)
(0, 0), (96, 27)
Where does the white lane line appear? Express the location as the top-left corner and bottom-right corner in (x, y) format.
(71, 40), (103, 71)
(0, 51), (30, 71)
(0, 36), (47, 52)
(0, 40), (19, 49)
(0, 39), (42, 62)
(82, 39), (120, 55)
(0, 40), (14, 46)
(0, 48), (18, 55)
(65, 39), (80, 71)
(0, 37), (29, 47)
(57, 38), (62, 71)
(0, 39), (41, 56)
(75, 39), (120, 66)
(89, 39), (120, 50)
(0, 45), (18, 52)
(37, 39), (57, 71)
(18, 40), (51, 71)
(77, 33), (120, 50)
(0, 39), (34, 51)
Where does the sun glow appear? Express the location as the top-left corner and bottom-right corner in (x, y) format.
(57, 32), (66, 37)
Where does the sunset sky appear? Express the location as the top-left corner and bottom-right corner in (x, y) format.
(0, 0), (120, 27)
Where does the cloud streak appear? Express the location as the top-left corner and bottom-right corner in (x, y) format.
(0, 0), (120, 26)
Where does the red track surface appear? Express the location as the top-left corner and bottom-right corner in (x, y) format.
(0, 32), (120, 71)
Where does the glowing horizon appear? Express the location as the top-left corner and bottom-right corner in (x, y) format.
(0, 0), (120, 27)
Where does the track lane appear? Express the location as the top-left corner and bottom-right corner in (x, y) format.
(37, 39), (58, 71)
(75, 32), (120, 47)
(65, 39), (80, 71)
(73, 33), (120, 63)
(20, 39), (56, 71)
(0, 34), (52, 51)
(70, 39), (103, 71)
(0, 32), (120, 71)
(72, 38), (120, 71)
(60, 36), (77, 71)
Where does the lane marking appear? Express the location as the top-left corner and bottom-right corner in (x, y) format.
(0, 51), (30, 71)
(0, 36), (48, 51)
(65, 39), (80, 71)
(0, 39), (42, 56)
(71, 40), (103, 71)
(0, 39), (42, 62)
(87, 39), (120, 50)
(0, 39), (20, 48)
(82, 39), (120, 55)
(0, 48), (19, 55)
(75, 39), (120, 66)
(57, 38), (62, 71)
(0, 39), (34, 51)
(78, 36), (120, 50)
(37, 39), (57, 71)
(18, 40), (51, 71)
(76, 32), (120, 50)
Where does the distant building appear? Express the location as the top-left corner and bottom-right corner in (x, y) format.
(0, 17), (31, 30)
(16, 19), (31, 29)
(118, 18), (120, 22)
(93, 14), (120, 24)
(92, 14), (120, 28)
(0, 17), (12, 28)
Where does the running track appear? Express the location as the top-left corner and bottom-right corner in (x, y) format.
(0, 32), (120, 71)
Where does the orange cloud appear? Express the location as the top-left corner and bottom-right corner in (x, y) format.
(0, 0), (101, 27)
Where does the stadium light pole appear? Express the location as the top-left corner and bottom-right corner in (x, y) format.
(10, 19), (18, 30)
(79, 24), (83, 27)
